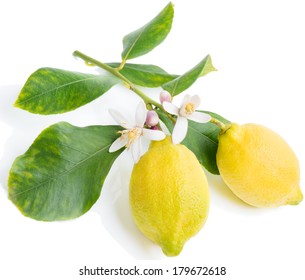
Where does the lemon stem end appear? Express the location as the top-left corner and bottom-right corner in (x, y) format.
(210, 117), (229, 133)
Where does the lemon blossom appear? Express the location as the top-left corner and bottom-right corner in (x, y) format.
(163, 94), (211, 144)
(109, 102), (166, 163)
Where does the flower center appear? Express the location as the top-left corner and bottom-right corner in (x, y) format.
(180, 102), (195, 117)
(127, 128), (138, 140)
(119, 127), (142, 149)
(185, 102), (195, 113)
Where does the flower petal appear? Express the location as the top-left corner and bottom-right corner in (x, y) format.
(109, 136), (127, 152)
(131, 138), (142, 163)
(163, 102), (179, 115)
(188, 111), (211, 123)
(143, 128), (166, 141)
(135, 101), (147, 127)
(109, 109), (129, 128)
(172, 116), (188, 144)
(181, 94), (191, 106)
(190, 95), (201, 108)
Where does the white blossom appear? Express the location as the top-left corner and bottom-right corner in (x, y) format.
(163, 94), (211, 144)
(109, 102), (165, 163)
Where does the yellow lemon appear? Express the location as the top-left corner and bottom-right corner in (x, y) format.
(216, 123), (303, 207)
(129, 136), (209, 256)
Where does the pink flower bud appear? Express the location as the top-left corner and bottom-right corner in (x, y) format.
(145, 110), (159, 127)
(159, 90), (172, 104)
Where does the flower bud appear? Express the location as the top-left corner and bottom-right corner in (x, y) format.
(159, 91), (172, 104)
(146, 110), (159, 127)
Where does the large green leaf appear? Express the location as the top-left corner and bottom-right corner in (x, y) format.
(107, 62), (178, 87)
(162, 55), (216, 96)
(15, 68), (120, 115)
(121, 2), (174, 62)
(158, 110), (230, 174)
(8, 122), (123, 221)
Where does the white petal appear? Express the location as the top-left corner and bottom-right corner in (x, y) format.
(142, 128), (166, 141)
(172, 116), (188, 144)
(131, 138), (142, 163)
(163, 102), (179, 115)
(135, 101), (147, 127)
(108, 109), (129, 128)
(181, 94), (191, 106)
(109, 137), (127, 152)
(188, 111), (211, 123)
(190, 95), (201, 108)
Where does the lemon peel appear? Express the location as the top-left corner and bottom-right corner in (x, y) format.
(217, 123), (303, 207)
(129, 136), (209, 256)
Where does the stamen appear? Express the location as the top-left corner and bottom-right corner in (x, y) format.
(185, 102), (195, 114)
(179, 102), (195, 117)
(118, 128), (142, 149)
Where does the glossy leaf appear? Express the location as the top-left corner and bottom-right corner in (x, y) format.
(15, 67), (120, 115)
(107, 62), (177, 87)
(121, 2), (174, 62)
(158, 110), (230, 174)
(162, 55), (216, 96)
(184, 111), (230, 174)
(8, 122), (123, 221)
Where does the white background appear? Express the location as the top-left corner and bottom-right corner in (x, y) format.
(1, 0), (305, 279)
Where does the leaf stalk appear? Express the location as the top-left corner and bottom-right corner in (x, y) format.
(73, 50), (164, 111)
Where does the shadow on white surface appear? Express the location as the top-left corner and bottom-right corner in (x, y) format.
(91, 151), (165, 260)
(206, 169), (270, 216)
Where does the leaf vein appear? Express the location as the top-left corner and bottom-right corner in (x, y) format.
(57, 142), (91, 156)
(11, 144), (112, 197)
(16, 76), (100, 105)
(123, 27), (146, 61)
(188, 125), (218, 145)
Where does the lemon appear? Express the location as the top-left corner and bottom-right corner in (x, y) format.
(216, 123), (303, 207)
(129, 136), (209, 256)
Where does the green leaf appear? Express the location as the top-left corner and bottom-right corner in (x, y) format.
(157, 110), (230, 174)
(199, 55), (217, 77)
(121, 2), (174, 62)
(107, 62), (178, 87)
(15, 67), (120, 115)
(8, 122), (123, 221)
(162, 55), (216, 96)
(183, 111), (230, 174)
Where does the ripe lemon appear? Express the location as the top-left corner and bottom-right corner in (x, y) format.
(129, 136), (209, 256)
(216, 123), (303, 207)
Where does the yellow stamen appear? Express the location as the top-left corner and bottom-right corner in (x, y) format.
(118, 127), (142, 149)
(184, 102), (195, 115)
